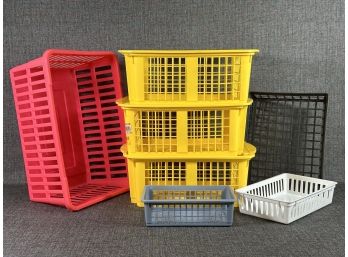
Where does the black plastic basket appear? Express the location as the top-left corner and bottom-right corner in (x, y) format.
(247, 92), (328, 184)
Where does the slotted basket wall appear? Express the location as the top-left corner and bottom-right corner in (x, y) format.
(117, 98), (251, 155)
(120, 50), (258, 103)
(121, 143), (256, 207)
(143, 186), (235, 226)
(246, 92), (328, 184)
(10, 49), (129, 211)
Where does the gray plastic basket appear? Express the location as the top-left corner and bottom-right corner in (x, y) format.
(142, 186), (235, 227)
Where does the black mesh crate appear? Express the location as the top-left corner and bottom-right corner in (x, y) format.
(247, 92), (328, 184)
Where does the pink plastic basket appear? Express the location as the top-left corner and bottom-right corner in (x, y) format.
(10, 49), (129, 211)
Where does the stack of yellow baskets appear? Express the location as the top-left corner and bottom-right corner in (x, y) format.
(118, 50), (259, 207)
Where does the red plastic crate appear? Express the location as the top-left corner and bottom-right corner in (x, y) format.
(10, 49), (129, 211)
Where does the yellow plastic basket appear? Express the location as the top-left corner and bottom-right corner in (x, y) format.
(117, 98), (252, 155)
(121, 143), (256, 207)
(119, 50), (259, 103)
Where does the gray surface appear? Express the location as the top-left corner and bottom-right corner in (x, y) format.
(4, 183), (344, 257)
(3, 0), (345, 183)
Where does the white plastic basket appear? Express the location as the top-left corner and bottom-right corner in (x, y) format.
(236, 173), (337, 224)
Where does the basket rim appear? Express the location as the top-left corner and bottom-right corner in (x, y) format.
(116, 97), (253, 109)
(142, 185), (235, 204)
(43, 49), (116, 58)
(120, 143), (256, 160)
(119, 49), (259, 56)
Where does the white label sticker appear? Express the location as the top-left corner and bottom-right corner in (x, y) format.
(125, 123), (132, 135)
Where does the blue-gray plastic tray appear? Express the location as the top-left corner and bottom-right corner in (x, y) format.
(142, 186), (235, 227)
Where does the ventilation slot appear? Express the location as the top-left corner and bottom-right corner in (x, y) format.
(198, 56), (241, 100)
(145, 162), (186, 186)
(135, 111), (177, 152)
(144, 57), (186, 100)
(188, 110), (229, 151)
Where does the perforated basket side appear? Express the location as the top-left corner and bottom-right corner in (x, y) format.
(10, 58), (68, 206)
(247, 92), (328, 183)
(142, 186), (234, 226)
(73, 56), (128, 186)
(197, 56), (243, 101)
(124, 144), (255, 208)
(120, 50), (258, 103)
(122, 106), (248, 154)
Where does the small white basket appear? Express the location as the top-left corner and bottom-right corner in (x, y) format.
(236, 173), (337, 224)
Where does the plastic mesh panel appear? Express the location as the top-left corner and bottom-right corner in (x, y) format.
(75, 65), (127, 181)
(197, 57), (241, 100)
(188, 110), (229, 151)
(197, 162), (239, 187)
(134, 111), (177, 152)
(49, 54), (104, 69)
(144, 57), (186, 100)
(247, 92), (328, 183)
(145, 162), (186, 186)
(12, 65), (65, 201)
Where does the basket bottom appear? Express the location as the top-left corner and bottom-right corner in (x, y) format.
(268, 191), (303, 202)
(69, 183), (129, 210)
